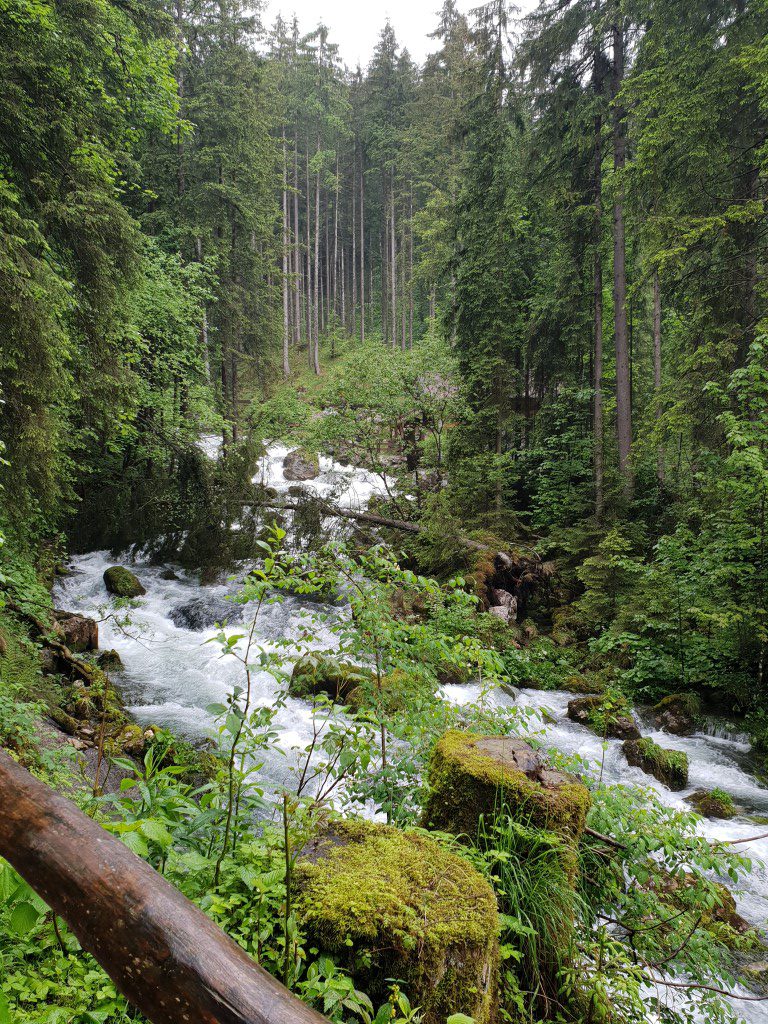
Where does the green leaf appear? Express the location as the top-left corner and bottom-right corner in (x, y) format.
(9, 900), (42, 935)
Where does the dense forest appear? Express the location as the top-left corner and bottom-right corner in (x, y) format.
(2, 1), (768, 1022)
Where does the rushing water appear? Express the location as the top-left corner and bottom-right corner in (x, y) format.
(53, 444), (768, 1022)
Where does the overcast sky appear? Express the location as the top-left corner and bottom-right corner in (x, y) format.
(262, 0), (538, 69)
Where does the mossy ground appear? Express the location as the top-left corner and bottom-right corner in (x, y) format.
(295, 818), (499, 1024)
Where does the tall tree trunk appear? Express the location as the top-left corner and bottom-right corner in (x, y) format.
(293, 135), (301, 346)
(352, 148), (357, 338)
(341, 246), (346, 331)
(653, 269), (664, 485)
(333, 156), (339, 317)
(313, 135), (321, 374)
(359, 152), (365, 343)
(305, 143), (312, 362)
(281, 133), (290, 377)
(408, 187), (414, 349)
(390, 184), (397, 350)
(611, 13), (633, 493)
(593, 56), (604, 519)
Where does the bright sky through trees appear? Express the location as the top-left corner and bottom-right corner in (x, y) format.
(263, 0), (537, 65)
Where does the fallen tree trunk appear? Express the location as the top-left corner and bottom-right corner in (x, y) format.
(266, 497), (422, 536)
(0, 750), (327, 1024)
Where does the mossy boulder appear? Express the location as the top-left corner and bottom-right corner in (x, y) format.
(103, 566), (146, 598)
(347, 669), (431, 715)
(295, 818), (499, 1024)
(623, 737), (689, 790)
(97, 649), (124, 672)
(289, 655), (372, 703)
(283, 447), (320, 481)
(562, 674), (605, 695)
(421, 731), (591, 843)
(652, 693), (701, 737)
(567, 694), (639, 740)
(686, 789), (736, 819)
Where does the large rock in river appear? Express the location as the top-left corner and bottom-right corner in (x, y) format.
(53, 609), (99, 652)
(282, 448), (320, 481)
(623, 737), (689, 790)
(567, 694), (640, 740)
(421, 730), (590, 846)
(652, 693), (700, 737)
(295, 818), (499, 1024)
(103, 566), (146, 598)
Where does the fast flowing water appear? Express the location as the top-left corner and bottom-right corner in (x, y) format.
(53, 444), (768, 1021)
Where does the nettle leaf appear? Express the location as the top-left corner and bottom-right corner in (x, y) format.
(139, 820), (174, 849)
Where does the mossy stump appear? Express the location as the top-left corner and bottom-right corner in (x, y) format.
(421, 731), (590, 844)
(295, 819), (499, 1024)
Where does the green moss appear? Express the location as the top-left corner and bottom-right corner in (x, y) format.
(347, 668), (436, 715)
(421, 730), (591, 844)
(295, 818), (499, 1024)
(623, 737), (689, 790)
(687, 788), (735, 819)
(289, 654), (372, 702)
(562, 674), (605, 695)
(653, 692), (701, 716)
(103, 565), (146, 598)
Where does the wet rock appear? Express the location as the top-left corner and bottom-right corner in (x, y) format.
(159, 568), (181, 581)
(296, 819), (499, 1024)
(652, 693), (701, 737)
(489, 605), (512, 622)
(97, 649), (124, 672)
(103, 566), (146, 598)
(169, 595), (241, 630)
(499, 681), (521, 700)
(567, 694), (640, 740)
(0, 631), (6, 658)
(491, 588), (517, 620)
(53, 609), (99, 652)
(686, 789), (736, 819)
(283, 448), (320, 481)
(623, 737), (689, 790)
(741, 960), (768, 995)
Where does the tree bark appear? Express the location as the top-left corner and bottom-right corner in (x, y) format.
(611, 12), (633, 493)
(359, 151), (365, 343)
(281, 133), (290, 377)
(653, 269), (664, 485)
(293, 134), (301, 346)
(313, 135), (321, 374)
(593, 55), (605, 519)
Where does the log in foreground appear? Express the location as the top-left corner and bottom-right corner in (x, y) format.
(0, 751), (327, 1024)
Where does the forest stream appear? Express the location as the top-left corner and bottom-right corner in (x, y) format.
(53, 445), (768, 1024)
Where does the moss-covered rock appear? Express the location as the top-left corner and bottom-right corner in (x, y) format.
(652, 693), (701, 737)
(103, 565), (146, 598)
(567, 694), (639, 740)
(421, 731), (591, 844)
(283, 447), (320, 481)
(347, 668), (432, 715)
(295, 818), (499, 1024)
(289, 655), (372, 702)
(686, 788), (736, 819)
(97, 649), (124, 672)
(561, 674), (605, 695)
(623, 737), (689, 790)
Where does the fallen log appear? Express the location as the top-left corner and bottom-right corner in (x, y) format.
(0, 750), (327, 1024)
